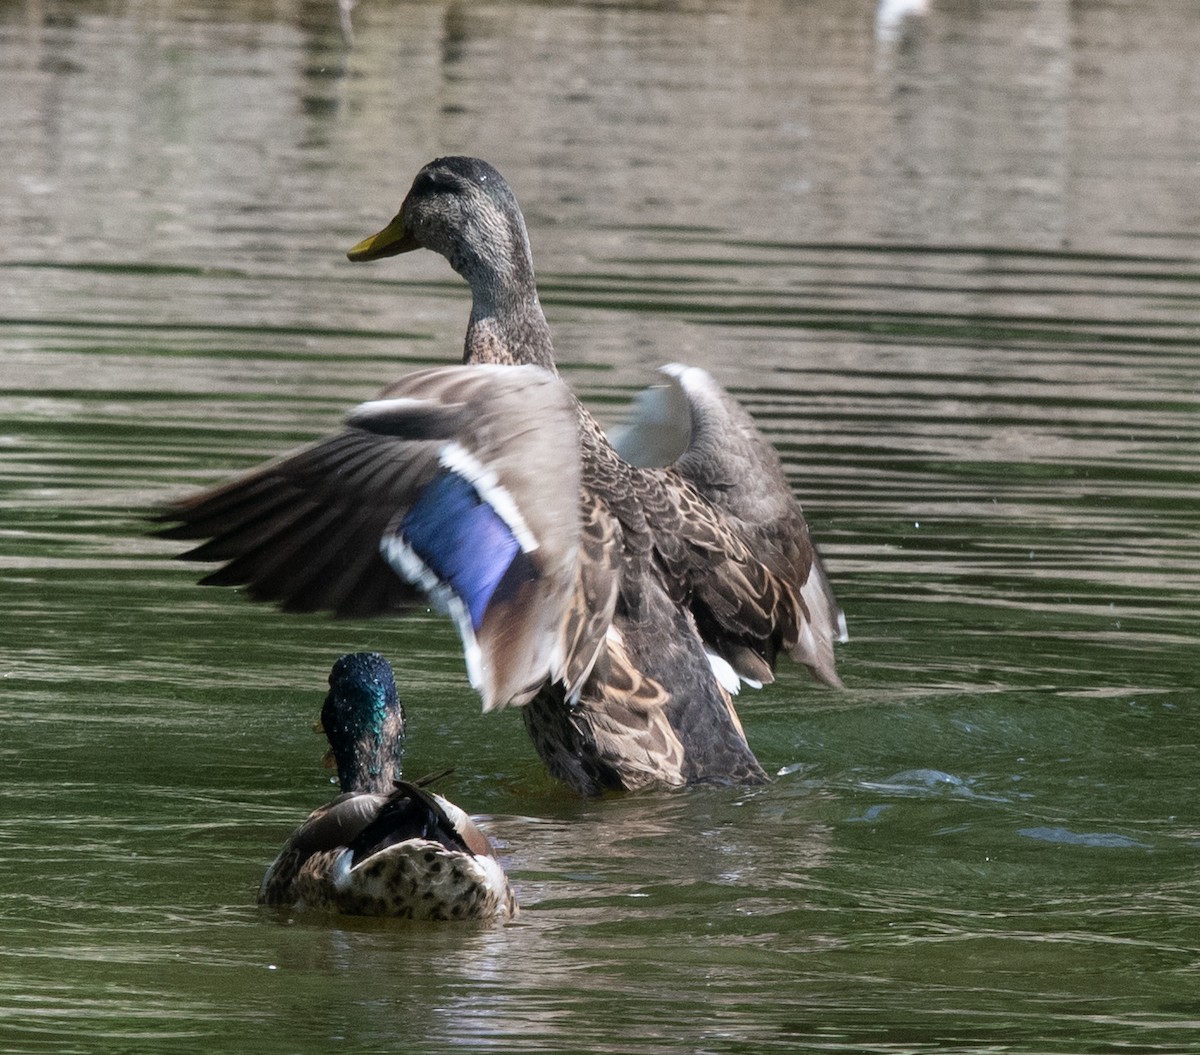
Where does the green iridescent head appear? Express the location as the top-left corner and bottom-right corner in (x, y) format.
(319, 652), (406, 795)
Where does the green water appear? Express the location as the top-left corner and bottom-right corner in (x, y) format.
(2, 0), (1199, 1052)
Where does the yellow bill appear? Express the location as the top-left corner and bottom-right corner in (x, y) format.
(347, 212), (419, 261)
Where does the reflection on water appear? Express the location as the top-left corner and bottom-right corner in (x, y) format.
(2, 0), (1199, 1052)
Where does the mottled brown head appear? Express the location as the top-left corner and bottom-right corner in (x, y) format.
(348, 157), (555, 369)
(349, 157), (534, 292)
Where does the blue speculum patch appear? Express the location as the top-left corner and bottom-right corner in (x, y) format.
(400, 470), (521, 631)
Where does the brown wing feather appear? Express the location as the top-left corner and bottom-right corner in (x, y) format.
(161, 364), (588, 711)
(611, 365), (844, 688)
(557, 491), (622, 699)
(162, 428), (438, 617)
(258, 792), (387, 905)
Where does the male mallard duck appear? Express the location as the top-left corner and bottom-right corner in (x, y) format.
(162, 157), (846, 796)
(259, 652), (517, 920)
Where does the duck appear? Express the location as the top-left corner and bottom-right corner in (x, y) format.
(258, 651), (517, 920)
(161, 156), (847, 796)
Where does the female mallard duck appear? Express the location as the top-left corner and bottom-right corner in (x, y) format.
(162, 157), (847, 796)
(259, 651), (517, 920)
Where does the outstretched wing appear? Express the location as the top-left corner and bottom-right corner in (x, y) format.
(613, 363), (846, 688)
(160, 364), (584, 711)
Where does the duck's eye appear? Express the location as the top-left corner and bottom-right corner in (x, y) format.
(414, 171), (458, 196)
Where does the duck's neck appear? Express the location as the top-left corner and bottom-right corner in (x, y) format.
(454, 232), (557, 371)
(464, 299), (556, 370)
(339, 707), (406, 795)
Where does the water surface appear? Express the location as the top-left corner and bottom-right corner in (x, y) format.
(2, 1), (1198, 1052)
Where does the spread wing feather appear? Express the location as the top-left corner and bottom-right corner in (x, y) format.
(613, 364), (846, 688)
(161, 365), (587, 709)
